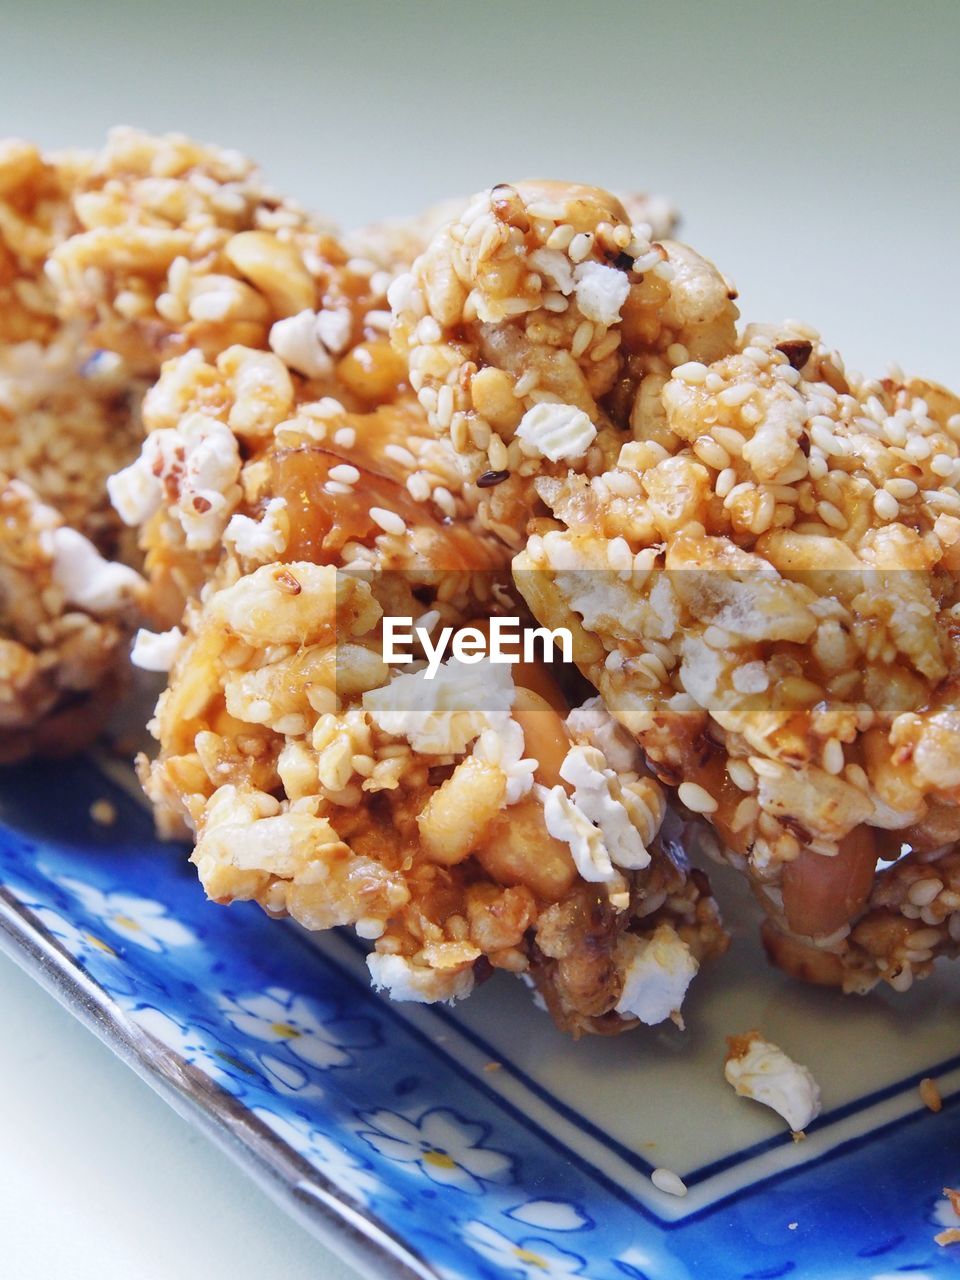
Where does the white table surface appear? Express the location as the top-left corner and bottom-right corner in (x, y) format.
(1, 2), (958, 1277)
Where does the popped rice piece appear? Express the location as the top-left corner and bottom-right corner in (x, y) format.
(514, 322), (960, 993)
(724, 1031), (822, 1132)
(389, 181), (737, 547)
(0, 474), (142, 762)
(142, 551), (725, 1034)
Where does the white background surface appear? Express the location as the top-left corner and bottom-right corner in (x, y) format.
(1, 2), (958, 1277)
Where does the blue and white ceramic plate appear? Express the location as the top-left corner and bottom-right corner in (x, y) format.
(0, 753), (957, 1279)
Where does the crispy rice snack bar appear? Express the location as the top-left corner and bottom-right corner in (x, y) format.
(389, 181), (736, 546)
(2, 127), (438, 749)
(0, 474), (142, 761)
(2, 127), (419, 546)
(514, 322), (960, 993)
(112, 261), (726, 1034)
(142, 553), (724, 1034)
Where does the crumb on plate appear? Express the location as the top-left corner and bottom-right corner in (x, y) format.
(650, 1167), (687, 1197)
(724, 1030), (822, 1133)
(920, 1077), (943, 1113)
(89, 798), (117, 826)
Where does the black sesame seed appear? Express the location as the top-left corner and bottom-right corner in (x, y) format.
(476, 469), (510, 488)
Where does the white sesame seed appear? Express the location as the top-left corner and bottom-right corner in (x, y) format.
(907, 926), (941, 950)
(666, 342), (689, 365)
(513, 369), (540, 398)
(433, 486), (456, 517)
(731, 796), (760, 832)
(816, 500), (847, 530)
(415, 609), (441, 635)
(889, 966), (914, 993)
(885, 477), (918, 500)
(873, 489), (899, 520)
(632, 248), (663, 273)
(673, 361), (709, 385)
(591, 330), (622, 362)
(305, 396), (346, 419)
(678, 781), (718, 814)
(328, 464), (360, 485)
(571, 320), (594, 359)
(925, 488), (960, 513)
(727, 758), (756, 791)
(843, 763), (870, 792)
(606, 537), (633, 571)
(355, 917), (385, 940)
(811, 421), (840, 457)
(369, 506), (407, 536)
(333, 426), (356, 449)
(719, 383), (753, 407)
(385, 443), (417, 468)
(406, 472), (431, 502)
(546, 223), (576, 251)
(436, 384), (455, 429)
(807, 451), (828, 480)
(712, 425), (746, 456)
(693, 437), (731, 470)
(931, 452), (955, 477)
(749, 756), (784, 779)
(775, 364), (801, 386)
(651, 1168), (687, 1197)
(715, 467), (737, 499)
(416, 316), (441, 344)
(723, 481), (754, 509)
(418, 385), (439, 414)
(907, 878), (944, 908)
(568, 232), (594, 263)
(882, 417), (908, 447)
(324, 481), (353, 496)
(822, 738), (845, 775)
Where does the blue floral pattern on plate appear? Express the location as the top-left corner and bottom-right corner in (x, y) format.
(0, 756), (957, 1279)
